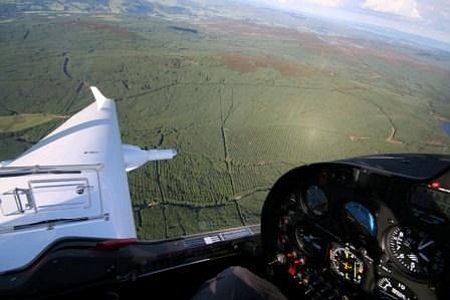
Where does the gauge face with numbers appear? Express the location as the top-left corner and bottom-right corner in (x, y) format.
(295, 224), (325, 258)
(386, 226), (444, 278)
(329, 246), (364, 284)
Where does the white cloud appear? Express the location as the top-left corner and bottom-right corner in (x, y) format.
(272, 0), (422, 18)
(362, 0), (421, 18)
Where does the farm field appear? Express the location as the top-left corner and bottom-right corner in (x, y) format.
(1, 1), (449, 240)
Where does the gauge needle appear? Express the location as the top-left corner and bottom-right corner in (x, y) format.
(354, 262), (357, 278)
(419, 252), (430, 262)
(418, 240), (434, 250)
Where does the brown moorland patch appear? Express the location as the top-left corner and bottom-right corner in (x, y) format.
(221, 53), (316, 77)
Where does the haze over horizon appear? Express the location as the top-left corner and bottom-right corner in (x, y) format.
(252, 0), (450, 45)
(0, 0), (448, 45)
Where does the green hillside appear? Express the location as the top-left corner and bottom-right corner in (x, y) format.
(1, 3), (449, 239)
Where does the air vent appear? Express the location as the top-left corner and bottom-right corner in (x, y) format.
(220, 228), (252, 241)
(183, 237), (205, 248)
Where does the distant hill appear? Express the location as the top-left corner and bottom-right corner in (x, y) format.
(0, 0), (213, 16)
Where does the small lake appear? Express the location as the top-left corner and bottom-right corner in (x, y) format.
(441, 121), (450, 136)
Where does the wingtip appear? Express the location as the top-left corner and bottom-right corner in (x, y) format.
(90, 86), (112, 110)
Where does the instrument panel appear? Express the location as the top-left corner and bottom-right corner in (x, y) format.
(329, 244), (365, 284)
(385, 226), (445, 279)
(262, 158), (450, 300)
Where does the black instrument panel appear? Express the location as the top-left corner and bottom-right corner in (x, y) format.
(262, 155), (450, 300)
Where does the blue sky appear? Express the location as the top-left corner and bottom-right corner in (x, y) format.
(254, 0), (450, 44)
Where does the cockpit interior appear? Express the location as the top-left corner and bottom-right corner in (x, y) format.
(1, 154), (449, 300)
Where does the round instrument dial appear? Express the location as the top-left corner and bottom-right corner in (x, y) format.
(385, 226), (444, 278)
(295, 224), (325, 258)
(329, 245), (364, 284)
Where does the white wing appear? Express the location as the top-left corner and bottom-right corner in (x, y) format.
(0, 87), (175, 273)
